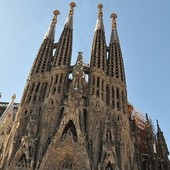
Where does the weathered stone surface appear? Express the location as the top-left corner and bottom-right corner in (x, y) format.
(0, 2), (169, 170)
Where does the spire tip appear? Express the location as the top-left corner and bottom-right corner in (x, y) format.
(110, 13), (117, 19)
(146, 113), (149, 122)
(97, 4), (103, 19)
(70, 2), (76, 8)
(110, 13), (117, 29)
(98, 4), (103, 9)
(69, 2), (76, 16)
(11, 94), (16, 100)
(44, 9), (59, 40)
(156, 119), (159, 127)
(53, 10), (60, 16)
(78, 51), (83, 55)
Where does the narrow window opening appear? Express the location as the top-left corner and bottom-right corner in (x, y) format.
(84, 109), (87, 134)
(106, 85), (110, 105)
(97, 77), (100, 87)
(116, 88), (120, 99)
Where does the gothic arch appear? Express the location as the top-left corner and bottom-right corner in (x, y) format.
(105, 161), (113, 170)
(61, 120), (77, 142)
(15, 153), (28, 168)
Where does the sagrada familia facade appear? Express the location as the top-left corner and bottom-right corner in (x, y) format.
(0, 2), (169, 170)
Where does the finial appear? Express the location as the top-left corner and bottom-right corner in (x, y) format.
(69, 2), (76, 16)
(98, 4), (103, 18)
(64, 2), (76, 29)
(95, 4), (104, 31)
(53, 10), (60, 16)
(11, 94), (16, 100)
(98, 4), (103, 9)
(78, 51), (83, 55)
(52, 10), (60, 24)
(110, 13), (117, 29)
(44, 9), (60, 39)
(110, 13), (119, 43)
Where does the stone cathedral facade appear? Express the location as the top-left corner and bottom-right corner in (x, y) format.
(0, 2), (169, 170)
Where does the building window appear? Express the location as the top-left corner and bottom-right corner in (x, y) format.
(97, 77), (100, 87)
(106, 85), (110, 105)
(61, 120), (77, 142)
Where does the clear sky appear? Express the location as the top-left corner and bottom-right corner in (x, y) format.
(0, 0), (170, 152)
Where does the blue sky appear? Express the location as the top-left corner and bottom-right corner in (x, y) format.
(0, 0), (170, 151)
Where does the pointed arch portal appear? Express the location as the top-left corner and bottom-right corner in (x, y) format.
(61, 120), (77, 142)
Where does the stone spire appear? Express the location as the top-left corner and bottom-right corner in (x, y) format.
(156, 119), (170, 169)
(30, 10), (60, 75)
(108, 13), (126, 83)
(52, 2), (76, 68)
(64, 2), (76, 29)
(0, 10), (60, 169)
(110, 13), (119, 43)
(0, 94), (16, 126)
(90, 4), (107, 72)
(145, 113), (157, 170)
(95, 4), (104, 31)
(0, 94), (16, 166)
(44, 10), (60, 40)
